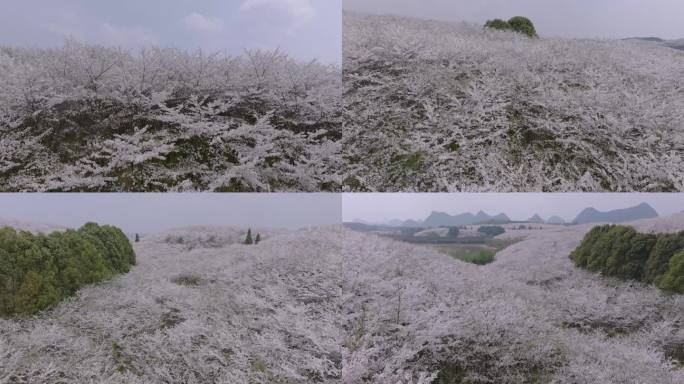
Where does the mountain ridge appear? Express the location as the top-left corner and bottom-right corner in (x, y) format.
(573, 203), (658, 224)
(353, 203), (660, 228)
(624, 37), (684, 51)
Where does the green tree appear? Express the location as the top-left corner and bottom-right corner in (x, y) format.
(245, 229), (253, 245)
(656, 249), (684, 294)
(0, 223), (136, 317)
(571, 225), (683, 294)
(0, 227), (25, 313)
(508, 16), (538, 38)
(255, 233), (261, 244)
(79, 223), (135, 273)
(484, 19), (512, 31)
(14, 270), (60, 315)
(643, 232), (684, 283)
(570, 225), (611, 268)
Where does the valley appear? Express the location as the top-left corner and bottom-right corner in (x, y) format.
(342, 214), (684, 383)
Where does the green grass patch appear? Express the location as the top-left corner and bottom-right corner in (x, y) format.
(433, 238), (522, 265)
(252, 360), (267, 373)
(461, 250), (496, 265)
(391, 151), (424, 172)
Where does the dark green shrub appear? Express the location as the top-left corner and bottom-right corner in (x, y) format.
(484, 19), (512, 31)
(478, 226), (505, 237)
(508, 16), (538, 38)
(643, 232), (684, 283)
(570, 225), (684, 294)
(569, 225), (610, 268)
(485, 17), (537, 37)
(0, 223), (136, 316)
(79, 223), (136, 273)
(602, 228), (656, 280)
(463, 250), (496, 265)
(656, 250), (684, 294)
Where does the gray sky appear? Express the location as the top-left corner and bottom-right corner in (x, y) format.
(0, 194), (341, 233)
(0, 0), (341, 63)
(344, 0), (684, 39)
(343, 193), (684, 223)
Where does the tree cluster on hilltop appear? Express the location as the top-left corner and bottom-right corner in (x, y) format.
(485, 16), (538, 38)
(0, 223), (135, 316)
(570, 225), (684, 293)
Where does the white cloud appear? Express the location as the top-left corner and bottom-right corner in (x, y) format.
(100, 23), (159, 47)
(182, 12), (224, 33)
(240, 0), (315, 27)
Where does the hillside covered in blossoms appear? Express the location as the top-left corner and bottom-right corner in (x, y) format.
(342, 12), (684, 192)
(342, 214), (684, 383)
(0, 41), (342, 191)
(0, 224), (342, 383)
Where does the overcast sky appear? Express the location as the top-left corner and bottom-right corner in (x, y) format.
(0, 0), (341, 63)
(0, 194), (341, 233)
(344, 0), (684, 39)
(343, 194), (684, 223)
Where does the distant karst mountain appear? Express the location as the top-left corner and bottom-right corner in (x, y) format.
(399, 210), (511, 228)
(401, 219), (423, 228)
(572, 203), (658, 224)
(528, 214), (545, 224)
(546, 215), (566, 225)
(625, 37), (684, 51)
(386, 219), (404, 227)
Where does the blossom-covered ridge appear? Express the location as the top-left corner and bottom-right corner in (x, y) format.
(0, 42), (342, 191)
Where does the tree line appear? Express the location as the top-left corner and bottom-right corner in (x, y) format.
(477, 226), (506, 237)
(0, 223), (136, 316)
(570, 225), (684, 293)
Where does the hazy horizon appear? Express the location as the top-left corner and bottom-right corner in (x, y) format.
(343, 193), (684, 224)
(344, 0), (684, 40)
(0, 194), (342, 233)
(0, 0), (341, 63)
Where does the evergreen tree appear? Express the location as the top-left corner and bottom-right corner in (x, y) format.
(485, 16), (537, 38)
(135, 233), (140, 242)
(255, 233), (261, 244)
(484, 19), (512, 31)
(656, 249), (684, 294)
(245, 229), (253, 245)
(0, 222), (136, 317)
(643, 232), (684, 283)
(571, 225), (684, 294)
(508, 16), (538, 38)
